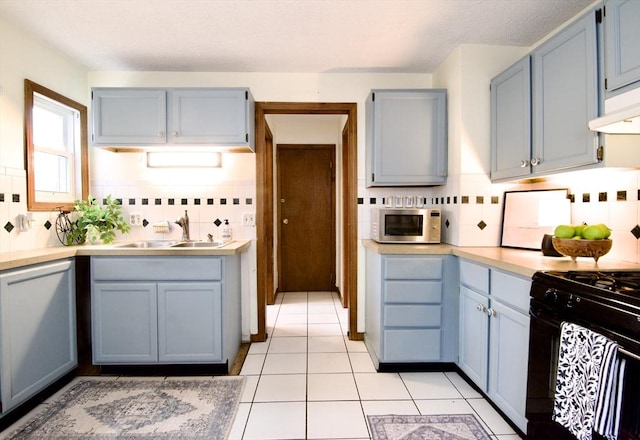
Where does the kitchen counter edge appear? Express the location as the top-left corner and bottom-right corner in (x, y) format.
(362, 240), (640, 278)
(0, 240), (251, 271)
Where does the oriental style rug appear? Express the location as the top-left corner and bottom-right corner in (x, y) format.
(367, 414), (492, 440)
(6, 377), (245, 439)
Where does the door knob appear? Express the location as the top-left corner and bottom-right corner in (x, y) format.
(283, 219), (289, 224)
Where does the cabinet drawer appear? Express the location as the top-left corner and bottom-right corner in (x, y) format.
(459, 260), (489, 294)
(383, 329), (441, 361)
(490, 270), (531, 313)
(384, 281), (442, 303)
(92, 257), (221, 281)
(384, 305), (441, 327)
(384, 257), (443, 280)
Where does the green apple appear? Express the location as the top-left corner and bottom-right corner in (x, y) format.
(582, 224), (607, 240)
(554, 224), (575, 239)
(595, 223), (611, 238)
(574, 224), (587, 238)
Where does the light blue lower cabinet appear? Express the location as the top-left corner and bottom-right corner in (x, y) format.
(90, 256), (239, 369)
(488, 299), (530, 432)
(458, 259), (531, 433)
(157, 283), (222, 363)
(92, 282), (159, 364)
(365, 251), (458, 368)
(458, 286), (490, 390)
(0, 260), (77, 415)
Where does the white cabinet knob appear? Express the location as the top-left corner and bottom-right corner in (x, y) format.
(158, 131), (165, 137)
(530, 157), (541, 166)
(172, 131), (178, 136)
(520, 160), (529, 168)
(283, 219), (289, 224)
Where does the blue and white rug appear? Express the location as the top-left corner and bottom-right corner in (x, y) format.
(6, 377), (245, 439)
(367, 414), (492, 440)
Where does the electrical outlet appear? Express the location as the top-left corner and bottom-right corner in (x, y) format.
(130, 212), (143, 226)
(242, 212), (255, 227)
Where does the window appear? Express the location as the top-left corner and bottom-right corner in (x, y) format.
(25, 79), (88, 211)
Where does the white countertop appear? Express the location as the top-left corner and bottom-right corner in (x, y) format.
(2, 239), (638, 276)
(0, 240), (251, 271)
(362, 240), (640, 278)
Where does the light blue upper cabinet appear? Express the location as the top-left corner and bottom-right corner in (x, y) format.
(92, 87), (255, 151)
(92, 88), (167, 145)
(532, 10), (600, 174)
(604, 0), (640, 92)
(168, 88), (252, 145)
(366, 89), (447, 187)
(490, 57), (531, 181)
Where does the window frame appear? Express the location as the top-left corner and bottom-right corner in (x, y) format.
(24, 79), (89, 211)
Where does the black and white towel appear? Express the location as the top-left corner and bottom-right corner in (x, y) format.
(553, 322), (626, 440)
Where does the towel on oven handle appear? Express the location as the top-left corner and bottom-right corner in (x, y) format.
(594, 349), (626, 440)
(553, 322), (625, 440)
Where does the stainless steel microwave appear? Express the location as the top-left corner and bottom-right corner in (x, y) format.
(371, 208), (441, 244)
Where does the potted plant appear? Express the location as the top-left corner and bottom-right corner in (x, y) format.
(67, 195), (131, 245)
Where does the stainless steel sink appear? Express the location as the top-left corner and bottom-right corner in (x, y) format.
(170, 240), (232, 248)
(117, 240), (179, 248)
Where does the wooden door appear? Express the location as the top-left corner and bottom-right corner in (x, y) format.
(277, 145), (335, 292)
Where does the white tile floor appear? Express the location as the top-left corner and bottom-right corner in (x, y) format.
(0, 290), (524, 439)
(231, 291), (524, 440)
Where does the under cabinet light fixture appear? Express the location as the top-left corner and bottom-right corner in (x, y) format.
(146, 151), (222, 168)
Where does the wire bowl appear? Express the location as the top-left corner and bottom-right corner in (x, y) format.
(551, 237), (612, 262)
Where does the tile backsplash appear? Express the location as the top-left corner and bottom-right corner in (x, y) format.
(359, 168), (640, 264)
(0, 166), (257, 253)
(2, 165), (639, 264)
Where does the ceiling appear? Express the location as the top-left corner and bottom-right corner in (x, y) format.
(0, 0), (594, 73)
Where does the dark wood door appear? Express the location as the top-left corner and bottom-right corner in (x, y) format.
(277, 145), (335, 292)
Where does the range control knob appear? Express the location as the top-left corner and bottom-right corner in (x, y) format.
(544, 288), (558, 303)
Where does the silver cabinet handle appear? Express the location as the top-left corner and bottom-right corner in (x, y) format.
(486, 308), (497, 317)
(530, 157), (541, 166)
(520, 160), (529, 168)
(476, 304), (487, 313)
(283, 219), (289, 224)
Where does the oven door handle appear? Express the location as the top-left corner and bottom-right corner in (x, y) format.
(529, 305), (562, 329)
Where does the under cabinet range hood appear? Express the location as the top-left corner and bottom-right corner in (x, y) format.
(589, 88), (640, 134)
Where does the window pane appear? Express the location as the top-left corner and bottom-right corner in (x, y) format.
(34, 151), (69, 193)
(33, 104), (68, 151)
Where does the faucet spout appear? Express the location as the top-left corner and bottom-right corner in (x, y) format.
(175, 210), (190, 241)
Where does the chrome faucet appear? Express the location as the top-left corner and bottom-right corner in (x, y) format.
(175, 210), (190, 241)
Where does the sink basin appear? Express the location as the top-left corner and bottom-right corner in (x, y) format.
(170, 240), (232, 248)
(117, 240), (179, 248)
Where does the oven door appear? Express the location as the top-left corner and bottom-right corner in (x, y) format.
(526, 299), (640, 440)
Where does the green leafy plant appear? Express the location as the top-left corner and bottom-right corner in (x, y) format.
(67, 195), (131, 245)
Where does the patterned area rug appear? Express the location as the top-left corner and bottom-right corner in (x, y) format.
(6, 377), (245, 439)
(367, 414), (492, 440)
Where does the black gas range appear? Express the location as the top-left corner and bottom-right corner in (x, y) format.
(526, 269), (640, 440)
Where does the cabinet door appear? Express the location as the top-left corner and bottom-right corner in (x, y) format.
(605, 0), (640, 91)
(490, 57), (532, 181)
(367, 90), (447, 186)
(92, 283), (158, 363)
(92, 88), (167, 145)
(0, 260), (77, 413)
(458, 286), (489, 392)
(383, 329), (442, 362)
(532, 11), (599, 173)
(168, 88), (249, 145)
(488, 300), (530, 432)
(157, 282), (223, 363)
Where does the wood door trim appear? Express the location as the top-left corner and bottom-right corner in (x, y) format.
(253, 102), (360, 342)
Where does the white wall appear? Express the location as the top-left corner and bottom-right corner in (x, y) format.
(0, 17), (88, 253)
